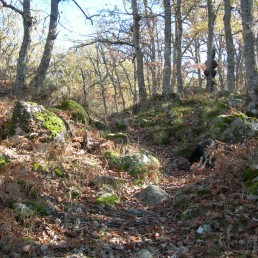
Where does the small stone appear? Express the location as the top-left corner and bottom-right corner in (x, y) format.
(23, 245), (32, 253)
(126, 208), (143, 217)
(134, 249), (153, 258)
(40, 244), (49, 251)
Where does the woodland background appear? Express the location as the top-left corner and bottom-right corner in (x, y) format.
(0, 0), (257, 115)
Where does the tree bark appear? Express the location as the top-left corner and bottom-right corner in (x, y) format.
(162, 0), (172, 96)
(34, 0), (60, 92)
(223, 0), (236, 93)
(131, 0), (147, 101)
(143, 0), (158, 97)
(175, 0), (183, 96)
(206, 0), (216, 93)
(15, 0), (32, 99)
(240, 0), (258, 116)
(194, 38), (202, 89)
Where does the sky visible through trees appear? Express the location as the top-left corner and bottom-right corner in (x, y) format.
(56, 0), (124, 49)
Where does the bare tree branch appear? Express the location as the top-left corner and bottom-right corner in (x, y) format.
(71, 0), (98, 25)
(0, 0), (24, 17)
(75, 38), (134, 49)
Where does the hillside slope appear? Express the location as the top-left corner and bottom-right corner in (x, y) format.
(0, 94), (258, 257)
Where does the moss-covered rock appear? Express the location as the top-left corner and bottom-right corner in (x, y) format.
(104, 132), (128, 145)
(210, 112), (258, 142)
(104, 132), (129, 153)
(104, 151), (160, 177)
(59, 100), (89, 124)
(10, 101), (67, 141)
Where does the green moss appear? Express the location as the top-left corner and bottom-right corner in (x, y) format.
(53, 167), (64, 177)
(59, 100), (89, 124)
(104, 151), (160, 177)
(245, 181), (258, 195)
(243, 167), (258, 182)
(206, 105), (226, 120)
(71, 190), (80, 199)
(97, 194), (119, 206)
(12, 201), (49, 216)
(34, 110), (66, 138)
(104, 132), (128, 144)
(32, 162), (48, 173)
(0, 154), (9, 168)
(22, 237), (36, 244)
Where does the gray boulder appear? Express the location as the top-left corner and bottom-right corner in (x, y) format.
(136, 185), (169, 206)
(89, 175), (118, 190)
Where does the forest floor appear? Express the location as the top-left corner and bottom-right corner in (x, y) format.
(0, 94), (258, 258)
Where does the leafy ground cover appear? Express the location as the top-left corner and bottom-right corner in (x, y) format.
(0, 94), (257, 257)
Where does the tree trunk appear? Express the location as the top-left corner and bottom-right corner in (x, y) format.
(162, 0), (172, 96)
(120, 62), (136, 106)
(34, 0), (60, 92)
(223, 0), (236, 93)
(131, 0), (147, 101)
(80, 68), (88, 108)
(0, 0), (32, 99)
(206, 0), (216, 93)
(171, 33), (177, 92)
(240, 0), (258, 116)
(143, 0), (158, 97)
(194, 38), (202, 89)
(114, 63), (126, 111)
(216, 35), (225, 91)
(14, 0), (32, 99)
(175, 0), (183, 96)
